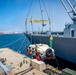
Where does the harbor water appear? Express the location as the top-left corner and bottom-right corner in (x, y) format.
(0, 33), (30, 54)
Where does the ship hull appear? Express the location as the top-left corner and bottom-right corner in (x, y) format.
(25, 33), (76, 68)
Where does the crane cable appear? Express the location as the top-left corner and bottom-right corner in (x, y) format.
(55, 57), (61, 70)
(42, 0), (51, 33)
(26, 0), (33, 20)
(2, 35), (26, 54)
(25, 0), (33, 32)
(39, 0), (50, 32)
(39, 0), (43, 21)
(17, 37), (26, 53)
(42, 0), (50, 19)
(39, 0), (44, 32)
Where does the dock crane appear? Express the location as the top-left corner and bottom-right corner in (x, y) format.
(60, 0), (76, 22)
(25, 0), (51, 34)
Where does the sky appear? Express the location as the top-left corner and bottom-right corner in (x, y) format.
(0, 0), (72, 33)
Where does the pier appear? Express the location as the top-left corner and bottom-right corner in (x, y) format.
(0, 48), (47, 75)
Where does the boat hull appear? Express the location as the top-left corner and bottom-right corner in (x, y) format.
(25, 33), (76, 64)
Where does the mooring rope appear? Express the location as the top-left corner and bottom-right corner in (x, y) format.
(17, 37), (26, 53)
(55, 57), (61, 70)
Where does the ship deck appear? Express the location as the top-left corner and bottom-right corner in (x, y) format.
(0, 48), (47, 75)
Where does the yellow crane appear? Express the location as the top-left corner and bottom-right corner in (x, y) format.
(26, 19), (50, 23)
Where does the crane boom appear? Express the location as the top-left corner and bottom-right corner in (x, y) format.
(60, 0), (72, 19)
(60, 0), (76, 21)
(66, 0), (76, 14)
(61, 0), (69, 12)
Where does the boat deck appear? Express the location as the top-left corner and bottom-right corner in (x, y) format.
(0, 48), (47, 75)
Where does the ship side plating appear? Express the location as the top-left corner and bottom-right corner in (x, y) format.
(25, 33), (76, 64)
